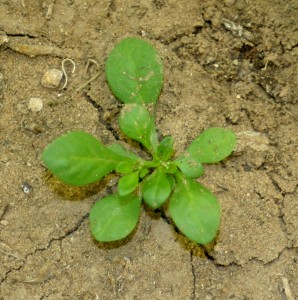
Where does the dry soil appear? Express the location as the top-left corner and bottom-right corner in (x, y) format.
(0, 1), (297, 299)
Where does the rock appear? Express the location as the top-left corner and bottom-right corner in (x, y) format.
(41, 69), (63, 89)
(28, 97), (43, 112)
(0, 220), (9, 226)
(0, 31), (9, 46)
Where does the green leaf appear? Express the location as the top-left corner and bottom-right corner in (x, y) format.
(108, 144), (141, 174)
(187, 127), (236, 164)
(174, 155), (204, 178)
(116, 162), (135, 174)
(169, 173), (220, 245)
(119, 104), (158, 152)
(118, 171), (140, 196)
(42, 131), (129, 186)
(160, 162), (177, 174)
(156, 136), (174, 160)
(90, 193), (141, 242)
(108, 143), (140, 161)
(142, 171), (174, 209)
(106, 37), (163, 104)
(139, 168), (149, 178)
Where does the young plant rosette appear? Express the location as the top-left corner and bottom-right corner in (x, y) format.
(42, 37), (236, 245)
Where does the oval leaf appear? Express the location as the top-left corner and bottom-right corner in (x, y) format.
(116, 162), (135, 174)
(174, 155), (204, 178)
(42, 131), (131, 186)
(169, 173), (220, 244)
(156, 136), (174, 160)
(106, 37), (163, 104)
(187, 127), (236, 163)
(119, 104), (158, 152)
(139, 168), (149, 178)
(142, 171), (174, 209)
(90, 193), (141, 242)
(118, 171), (140, 196)
(108, 143), (140, 161)
(108, 144), (141, 173)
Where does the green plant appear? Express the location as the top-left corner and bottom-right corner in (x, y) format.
(42, 37), (236, 245)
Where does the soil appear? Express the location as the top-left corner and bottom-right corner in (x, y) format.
(0, 1), (297, 299)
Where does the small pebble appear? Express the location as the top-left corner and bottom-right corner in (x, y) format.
(22, 182), (33, 194)
(0, 220), (8, 226)
(28, 97), (43, 112)
(0, 31), (9, 46)
(232, 59), (239, 66)
(0, 72), (4, 92)
(41, 69), (63, 89)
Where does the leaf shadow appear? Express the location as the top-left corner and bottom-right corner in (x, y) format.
(91, 219), (140, 250)
(42, 170), (109, 201)
(143, 200), (218, 257)
(173, 229), (219, 258)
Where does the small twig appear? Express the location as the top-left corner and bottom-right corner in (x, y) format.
(46, 3), (54, 20)
(61, 58), (76, 89)
(282, 277), (294, 300)
(75, 72), (100, 92)
(75, 59), (100, 92)
(7, 42), (82, 59)
(42, 0), (57, 20)
(83, 59), (99, 79)
(0, 204), (9, 220)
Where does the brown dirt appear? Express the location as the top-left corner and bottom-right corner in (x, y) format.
(0, 1), (297, 299)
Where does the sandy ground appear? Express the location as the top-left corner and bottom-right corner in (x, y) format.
(0, 1), (297, 299)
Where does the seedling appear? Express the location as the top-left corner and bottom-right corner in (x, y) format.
(42, 37), (236, 245)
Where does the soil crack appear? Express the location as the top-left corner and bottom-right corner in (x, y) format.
(0, 213), (88, 286)
(34, 212), (89, 255)
(6, 32), (38, 39)
(83, 92), (120, 140)
(190, 250), (196, 300)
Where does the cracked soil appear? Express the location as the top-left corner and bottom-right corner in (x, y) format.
(0, 0), (297, 299)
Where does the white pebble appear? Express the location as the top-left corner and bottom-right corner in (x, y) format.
(0, 220), (8, 226)
(29, 97), (43, 112)
(41, 69), (63, 89)
(233, 59), (239, 66)
(0, 31), (9, 46)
